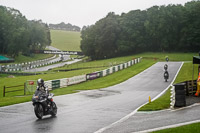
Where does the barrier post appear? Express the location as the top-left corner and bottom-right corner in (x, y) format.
(3, 86), (5, 97)
(24, 82), (26, 95)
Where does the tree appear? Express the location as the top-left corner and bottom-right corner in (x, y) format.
(0, 6), (52, 57)
(80, 12), (121, 59)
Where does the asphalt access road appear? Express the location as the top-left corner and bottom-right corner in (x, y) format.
(23, 58), (81, 72)
(103, 104), (200, 133)
(24, 46), (72, 72)
(0, 62), (182, 133)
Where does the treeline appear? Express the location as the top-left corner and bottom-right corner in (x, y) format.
(80, 0), (200, 60)
(49, 22), (80, 32)
(0, 6), (51, 57)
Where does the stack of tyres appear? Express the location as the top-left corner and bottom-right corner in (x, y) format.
(174, 83), (186, 107)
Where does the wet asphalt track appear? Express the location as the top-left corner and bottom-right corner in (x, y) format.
(0, 62), (182, 133)
(23, 58), (81, 72)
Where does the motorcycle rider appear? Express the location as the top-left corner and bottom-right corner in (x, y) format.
(35, 78), (49, 96)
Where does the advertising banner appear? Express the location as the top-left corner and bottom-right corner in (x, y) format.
(67, 75), (86, 85)
(86, 73), (100, 80)
(26, 80), (37, 94)
(31, 50), (83, 55)
(52, 80), (60, 89)
(45, 80), (52, 90)
(60, 78), (68, 88)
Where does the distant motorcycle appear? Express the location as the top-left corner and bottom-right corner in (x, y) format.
(164, 70), (169, 82)
(32, 90), (57, 119)
(164, 64), (169, 82)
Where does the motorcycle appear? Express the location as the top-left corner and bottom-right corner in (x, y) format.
(164, 70), (169, 82)
(32, 90), (57, 119)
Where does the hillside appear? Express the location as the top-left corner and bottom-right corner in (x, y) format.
(50, 30), (81, 51)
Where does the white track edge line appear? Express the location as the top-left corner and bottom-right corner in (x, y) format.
(94, 62), (184, 133)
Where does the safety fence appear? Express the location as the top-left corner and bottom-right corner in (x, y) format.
(0, 55), (57, 72)
(25, 57), (142, 94)
(3, 84), (26, 97)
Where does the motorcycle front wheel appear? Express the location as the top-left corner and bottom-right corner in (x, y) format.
(50, 102), (57, 116)
(34, 104), (44, 119)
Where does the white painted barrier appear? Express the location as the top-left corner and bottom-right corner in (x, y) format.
(67, 75), (86, 86)
(170, 86), (175, 109)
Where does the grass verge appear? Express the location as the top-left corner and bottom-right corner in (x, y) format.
(50, 30), (81, 51)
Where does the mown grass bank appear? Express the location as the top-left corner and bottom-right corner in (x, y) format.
(50, 30), (81, 51)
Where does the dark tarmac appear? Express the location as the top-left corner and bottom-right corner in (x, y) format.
(0, 62), (183, 133)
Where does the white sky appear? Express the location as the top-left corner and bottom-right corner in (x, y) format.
(0, 0), (192, 28)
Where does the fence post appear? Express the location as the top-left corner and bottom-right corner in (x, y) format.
(24, 82), (26, 95)
(3, 86), (5, 97)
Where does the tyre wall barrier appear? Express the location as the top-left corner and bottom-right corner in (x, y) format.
(26, 57), (142, 92)
(171, 82), (186, 108)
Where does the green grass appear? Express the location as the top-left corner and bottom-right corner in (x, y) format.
(174, 62), (198, 84)
(51, 30), (81, 51)
(138, 53), (198, 111)
(53, 55), (138, 71)
(152, 122), (200, 133)
(139, 88), (171, 111)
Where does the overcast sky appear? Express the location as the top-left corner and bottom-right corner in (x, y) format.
(0, 0), (192, 28)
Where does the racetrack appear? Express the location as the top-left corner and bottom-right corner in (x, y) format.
(0, 62), (182, 133)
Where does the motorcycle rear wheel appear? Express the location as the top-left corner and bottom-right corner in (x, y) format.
(34, 104), (44, 119)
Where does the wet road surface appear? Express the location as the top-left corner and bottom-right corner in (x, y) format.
(23, 58), (81, 72)
(24, 46), (79, 72)
(0, 62), (182, 133)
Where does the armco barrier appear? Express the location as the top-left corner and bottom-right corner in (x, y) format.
(86, 72), (100, 80)
(26, 57), (142, 92)
(67, 75), (86, 86)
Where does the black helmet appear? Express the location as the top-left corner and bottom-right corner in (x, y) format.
(37, 78), (44, 87)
